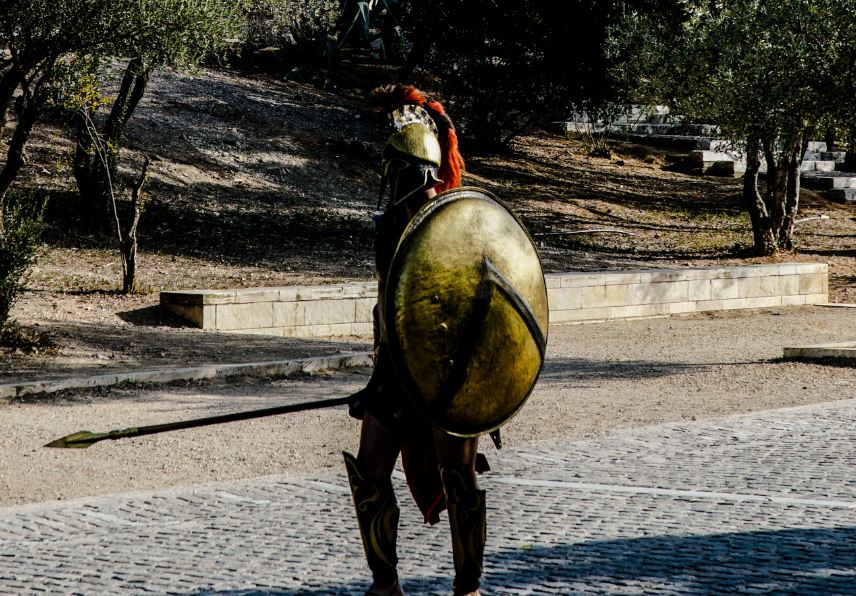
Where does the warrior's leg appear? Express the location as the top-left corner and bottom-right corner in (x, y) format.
(344, 413), (404, 596)
(435, 431), (485, 596)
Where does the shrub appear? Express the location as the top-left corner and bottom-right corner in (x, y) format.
(240, 0), (339, 64)
(0, 195), (46, 332)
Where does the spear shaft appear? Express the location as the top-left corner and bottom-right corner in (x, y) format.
(45, 394), (354, 449)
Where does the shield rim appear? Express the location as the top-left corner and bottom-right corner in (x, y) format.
(383, 186), (548, 437)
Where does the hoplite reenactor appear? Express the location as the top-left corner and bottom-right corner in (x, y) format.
(43, 82), (547, 596)
(344, 85), (549, 596)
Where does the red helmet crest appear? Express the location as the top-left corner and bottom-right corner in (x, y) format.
(369, 84), (464, 192)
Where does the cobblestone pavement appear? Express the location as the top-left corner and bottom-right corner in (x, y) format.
(1, 397), (855, 595)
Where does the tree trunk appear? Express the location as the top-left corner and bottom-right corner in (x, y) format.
(0, 67), (20, 132)
(824, 126), (835, 153)
(121, 235), (138, 293)
(779, 135), (806, 250)
(71, 110), (97, 216)
(0, 99), (40, 234)
(742, 137), (776, 255)
(75, 57), (150, 233)
(845, 129), (856, 172)
(120, 158), (149, 294)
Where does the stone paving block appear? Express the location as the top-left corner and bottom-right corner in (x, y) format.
(759, 275), (785, 296)
(738, 277), (766, 298)
(604, 284), (633, 307)
(630, 281), (689, 305)
(602, 272), (643, 285)
(223, 327), (286, 337)
(581, 285), (608, 309)
(273, 301), (305, 327)
(304, 299), (356, 326)
(731, 265), (780, 278)
(296, 286), (349, 301)
(610, 304), (669, 319)
(163, 303), (209, 328)
(232, 289), (282, 305)
(709, 278), (739, 300)
(799, 274), (826, 295)
(550, 307), (612, 323)
(560, 273), (607, 288)
(354, 298), (376, 324)
(303, 323), (358, 338)
(778, 264), (800, 275)
(350, 323), (373, 336)
(640, 270), (693, 283)
(336, 283), (378, 299)
(777, 275), (800, 296)
(687, 279), (711, 302)
(668, 301), (698, 315)
(547, 288), (582, 311)
(544, 274), (561, 289)
(743, 296), (782, 309)
(202, 290), (241, 306)
(695, 298), (745, 312)
(215, 302), (274, 330)
(781, 294), (808, 306)
(784, 341), (856, 361)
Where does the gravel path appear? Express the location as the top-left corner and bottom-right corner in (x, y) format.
(2, 396), (854, 594)
(1, 306), (853, 507)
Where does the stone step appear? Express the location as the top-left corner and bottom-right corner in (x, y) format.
(627, 134), (715, 150)
(803, 151), (847, 162)
(800, 160), (837, 173)
(806, 141), (828, 152)
(559, 122), (720, 137)
(827, 188), (856, 204)
(802, 171), (856, 190)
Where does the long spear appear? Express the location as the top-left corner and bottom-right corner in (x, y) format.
(45, 393), (355, 449)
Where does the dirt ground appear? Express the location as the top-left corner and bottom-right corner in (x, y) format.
(1, 64), (854, 380)
(1, 306), (853, 506)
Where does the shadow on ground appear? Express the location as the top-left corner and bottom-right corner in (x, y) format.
(116, 304), (198, 328)
(0, 320), (370, 382)
(199, 526), (856, 595)
(541, 357), (710, 382)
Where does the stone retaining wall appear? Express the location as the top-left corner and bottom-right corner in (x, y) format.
(161, 263), (828, 337)
(547, 263), (827, 323)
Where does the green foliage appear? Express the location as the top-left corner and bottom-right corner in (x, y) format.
(637, 0), (856, 254)
(69, 0), (243, 230)
(239, 0), (338, 61)
(659, 0), (856, 153)
(131, 0), (244, 69)
(407, 0), (686, 148)
(0, 0), (136, 59)
(0, 196), (45, 331)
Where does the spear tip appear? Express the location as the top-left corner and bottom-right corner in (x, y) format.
(44, 431), (104, 449)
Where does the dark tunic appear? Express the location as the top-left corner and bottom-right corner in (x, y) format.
(350, 198), (488, 524)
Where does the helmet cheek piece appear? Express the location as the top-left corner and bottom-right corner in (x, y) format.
(379, 155), (442, 210)
(378, 122), (443, 210)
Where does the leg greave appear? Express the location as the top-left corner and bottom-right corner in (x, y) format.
(343, 451), (400, 586)
(441, 466), (486, 595)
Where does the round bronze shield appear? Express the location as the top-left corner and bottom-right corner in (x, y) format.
(385, 187), (548, 437)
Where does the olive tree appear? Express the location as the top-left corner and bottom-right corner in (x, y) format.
(73, 0), (241, 233)
(658, 0), (856, 254)
(70, 0), (240, 292)
(0, 0), (137, 330)
(0, 0), (135, 232)
(402, 0), (686, 148)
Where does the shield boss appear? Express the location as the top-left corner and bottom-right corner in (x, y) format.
(385, 187), (548, 436)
